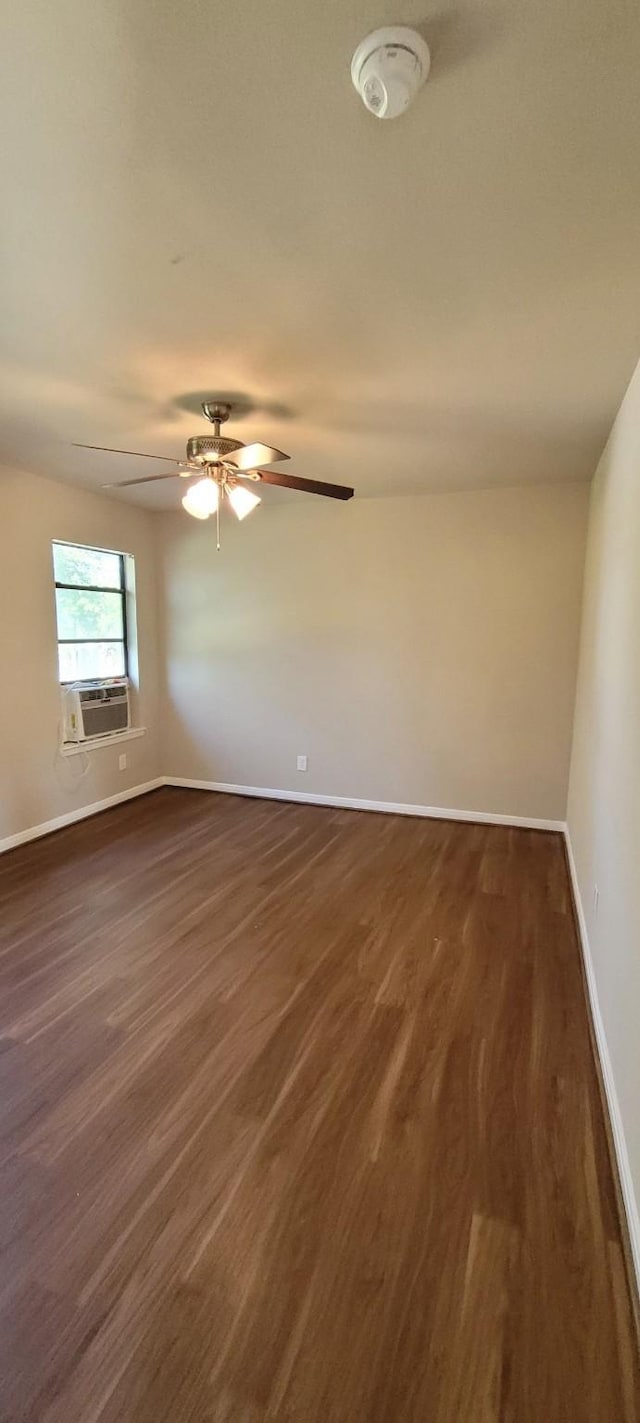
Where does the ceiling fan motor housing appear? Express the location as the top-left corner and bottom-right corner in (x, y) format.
(186, 434), (243, 464)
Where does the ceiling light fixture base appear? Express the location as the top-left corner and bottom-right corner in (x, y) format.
(201, 401), (232, 427)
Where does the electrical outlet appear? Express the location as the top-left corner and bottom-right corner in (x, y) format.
(297, 754), (308, 772)
(593, 884), (599, 916)
(119, 753), (127, 771)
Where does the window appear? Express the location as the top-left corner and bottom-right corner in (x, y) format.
(53, 541), (129, 683)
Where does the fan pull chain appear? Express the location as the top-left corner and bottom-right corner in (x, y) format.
(216, 497), (221, 551)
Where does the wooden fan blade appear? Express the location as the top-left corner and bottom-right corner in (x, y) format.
(103, 473), (184, 488)
(249, 469), (354, 500)
(73, 443), (181, 464)
(225, 442), (289, 471)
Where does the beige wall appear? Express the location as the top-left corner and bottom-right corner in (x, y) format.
(0, 469), (590, 842)
(567, 358), (640, 1261)
(158, 483), (588, 821)
(0, 465), (161, 842)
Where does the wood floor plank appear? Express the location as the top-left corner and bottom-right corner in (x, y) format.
(0, 787), (637, 1421)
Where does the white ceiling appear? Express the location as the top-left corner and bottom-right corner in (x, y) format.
(2, 0), (639, 509)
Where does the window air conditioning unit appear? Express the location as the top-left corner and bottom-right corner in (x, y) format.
(62, 680), (130, 743)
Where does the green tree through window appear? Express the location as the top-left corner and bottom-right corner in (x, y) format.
(53, 542), (129, 682)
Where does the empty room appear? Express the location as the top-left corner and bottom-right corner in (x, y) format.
(1, 0), (640, 1418)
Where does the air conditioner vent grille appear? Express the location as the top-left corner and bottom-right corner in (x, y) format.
(62, 680), (130, 743)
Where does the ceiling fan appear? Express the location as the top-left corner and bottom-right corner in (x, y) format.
(73, 401), (354, 546)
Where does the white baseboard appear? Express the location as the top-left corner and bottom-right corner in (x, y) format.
(162, 776), (565, 831)
(564, 828), (640, 1296)
(0, 778), (164, 855)
(1, 774), (562, 856)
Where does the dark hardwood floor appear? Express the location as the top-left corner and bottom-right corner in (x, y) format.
(0, 787), (638, 1421)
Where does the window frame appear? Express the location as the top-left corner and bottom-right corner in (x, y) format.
(53, 541), (129, 685)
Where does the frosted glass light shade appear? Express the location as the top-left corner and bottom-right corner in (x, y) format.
(227, 484), (261, 521)
(182, 478), (219, 519)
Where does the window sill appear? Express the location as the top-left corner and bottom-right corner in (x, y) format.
(60, 727), (146, 758)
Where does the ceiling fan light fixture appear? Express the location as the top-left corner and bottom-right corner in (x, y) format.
(227, 484), (262, 521)
(182, 477), (220, 520)
(78, 400), (355, 515)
